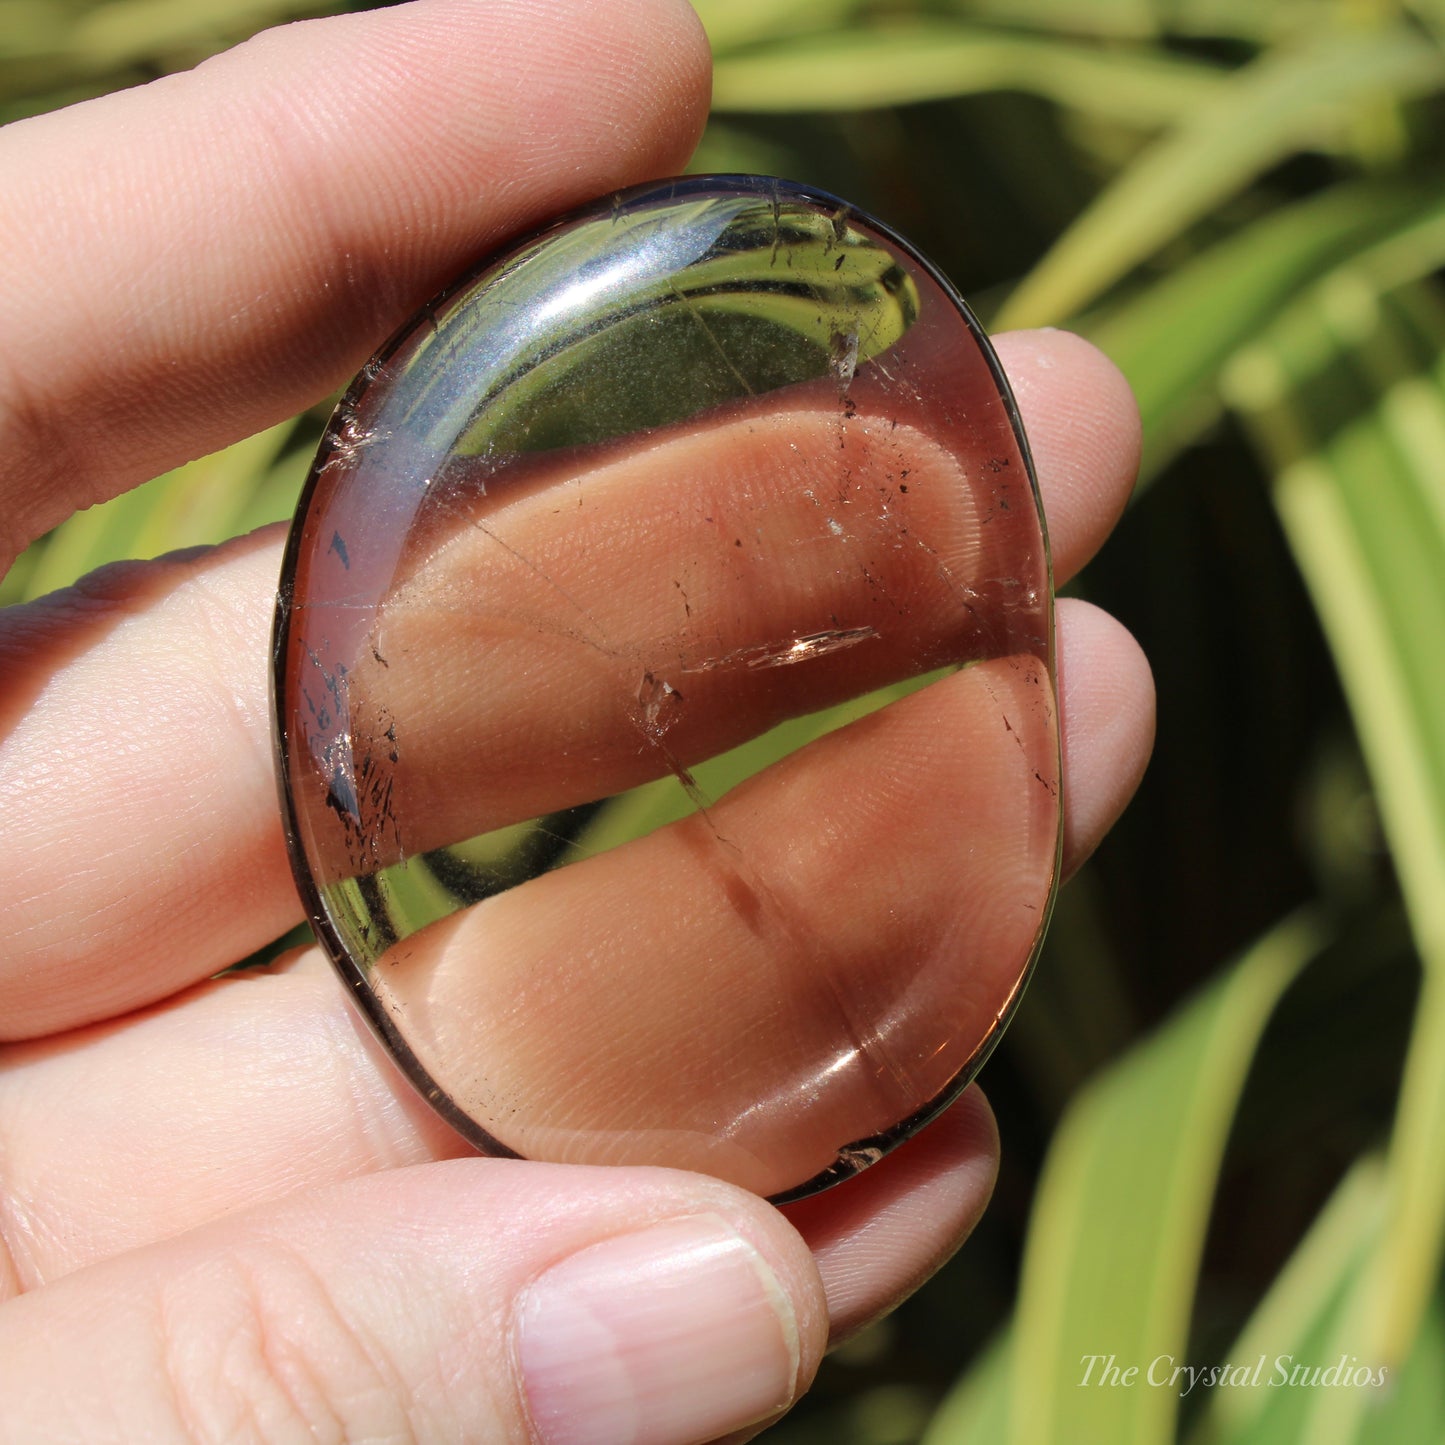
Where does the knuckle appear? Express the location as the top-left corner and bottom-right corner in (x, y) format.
(156, 1240), (419, 1445)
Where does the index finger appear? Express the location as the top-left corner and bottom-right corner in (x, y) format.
(0, 0), (711, 566)
(0, 329), (1144, 1042)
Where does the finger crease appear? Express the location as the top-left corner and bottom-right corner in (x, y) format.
(0, 1135), (36, 1301)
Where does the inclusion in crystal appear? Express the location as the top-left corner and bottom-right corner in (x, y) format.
(272, 176), (1059, 1201)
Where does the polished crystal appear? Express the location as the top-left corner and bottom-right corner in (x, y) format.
(273, 176), (1059, 1201)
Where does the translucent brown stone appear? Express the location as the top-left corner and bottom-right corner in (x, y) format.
(272, 176), (1060, 1201)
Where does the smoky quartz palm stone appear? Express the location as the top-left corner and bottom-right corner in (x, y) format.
(273, 176), (1059, 1202)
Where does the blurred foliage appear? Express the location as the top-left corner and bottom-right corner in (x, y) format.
(8, 0), (1445, 1441)
(0, 0), (338, 122)
(693, 2), (1445, 1442)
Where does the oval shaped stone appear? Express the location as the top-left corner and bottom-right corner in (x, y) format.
(272, 176), (1059, 1201)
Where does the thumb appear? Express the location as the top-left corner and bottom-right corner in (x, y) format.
(0, 1160), (825, 1443)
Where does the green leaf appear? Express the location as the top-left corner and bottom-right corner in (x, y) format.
(688, 0), (862, 55)
(1224, 272), (1445, 964)
(64, 0), (334, 69)
(1189, 1153), (1444, 1445)
(1224, 264), (1445, 1441)
(711, 21), (1226, 126)
(1187, 1157), (1386, 1445)
(687, 118), (800, 179)
(0, 0), (70, 59)
(998, 25), (1445, 329)
(1001, 910), (1324, 1444)
(8, 419), (301, 603)
(1088, 182), (1444, 485)
(1358, 1287), (1445, 1443)
(1304, 975), (1445, 1445)
(930, 0), (1165, 40)
(921, 1331), (1012, 1445)
(934, 0), (1316, 43)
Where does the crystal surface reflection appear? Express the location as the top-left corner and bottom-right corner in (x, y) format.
(272, 176), (1060, 1201)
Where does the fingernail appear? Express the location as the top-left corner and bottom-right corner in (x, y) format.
(516, 1214), (801, 1445)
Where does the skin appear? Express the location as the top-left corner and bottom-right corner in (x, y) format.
(0, 0), (1155, 1438)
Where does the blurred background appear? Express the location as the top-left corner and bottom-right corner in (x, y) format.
(6, 0), (1445, 1440)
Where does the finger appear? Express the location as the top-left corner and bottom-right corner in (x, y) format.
(352, 653), (1055, 1199)
(992, 328), (1140, 584)
(0, 0), (711, 564)
(0, 595), (1150, 1283)
(0, 1160), (827, 1445)
(0, 960), (999, 1348)
(0, 529), (297, 1040)
(0, 330), (1139, 1038)
(0, 953), (461, 1297)
(1056, 597), (1155, 879)
(287, 385), (1044, 878)
(305, 333), (1138, 858)
(781, 1085), (1000, 1346)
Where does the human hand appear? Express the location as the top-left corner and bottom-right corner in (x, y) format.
(0, 1), (1154, 1440)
